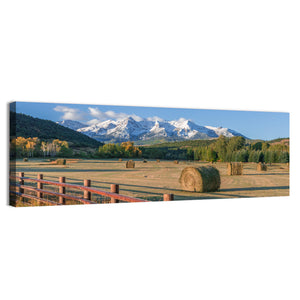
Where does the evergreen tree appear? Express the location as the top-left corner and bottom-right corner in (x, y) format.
(214, 135), (228, 161)
(187, 148), (194, 160)
(258, 151), (264, 163)
(206, 147), (217, 162)
(227, 136), (246, 153)
(279, 151), (289, 163)
(252, 142), (262, 151)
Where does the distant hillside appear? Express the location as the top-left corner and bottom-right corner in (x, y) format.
(140, 135), (289, 162)
(142, 139), (216, 148)
(143, 137), (289, 149)
(268, 138), (289, 145)
(10, 112), (103, 148)
(139, 139), (217, 160)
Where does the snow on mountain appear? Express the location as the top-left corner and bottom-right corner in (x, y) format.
(57, 120), (87, 131)
(204, 126), (245, 138)
(78, 120), (118, 138)
(169, 119), (219, 139)
(57, 117), (246, 142)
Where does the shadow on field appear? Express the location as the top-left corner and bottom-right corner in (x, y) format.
(90, 179), (186, 192)
(30, 174), (180, 197)
(39, 176), (253, 200)
(15, 168), (135, 173)
(246, 173), (289, 176)
(173, 194), (246, 201)
(148, 195), (220, 201)
(78, 161), (123, 164)
(221, 186), (289, 192)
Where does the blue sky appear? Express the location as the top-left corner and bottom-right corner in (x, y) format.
(13, 101), (289, 140)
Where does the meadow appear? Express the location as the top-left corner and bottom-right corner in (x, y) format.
(10, 158), (290, 204)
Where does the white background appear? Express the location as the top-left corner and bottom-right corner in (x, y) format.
(0, 1), (299, 299)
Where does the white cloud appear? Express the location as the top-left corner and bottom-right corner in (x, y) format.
(86, 118), (101, 125)
(178, 117), (188, 122)
(105, 110), (128, 120)
(88, 107), (105, 120)
(55, 105), (146, 123)
(54, 106), (85, 121)
(88, 107), (143, 122)
(147, 116), (164, 122)
(131, 114), (143, 122)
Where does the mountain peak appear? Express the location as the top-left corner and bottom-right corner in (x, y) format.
(58, 117), (247, 142)
(123, 116), (137, 123)
(57, 120), (87, 130)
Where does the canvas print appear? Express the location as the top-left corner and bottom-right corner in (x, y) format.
(9, 101), (290, 207)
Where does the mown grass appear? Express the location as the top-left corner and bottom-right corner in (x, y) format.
(10, 158), (290, 206)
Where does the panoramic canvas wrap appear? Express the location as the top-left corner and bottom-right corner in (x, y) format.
(9, 102), (290, 207)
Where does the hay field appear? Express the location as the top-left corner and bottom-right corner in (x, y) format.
(11, 159), (290, 202)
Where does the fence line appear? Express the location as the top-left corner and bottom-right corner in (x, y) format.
(9, 172), (174, 206)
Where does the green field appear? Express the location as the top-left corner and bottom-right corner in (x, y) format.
(10, 158), (290, 205)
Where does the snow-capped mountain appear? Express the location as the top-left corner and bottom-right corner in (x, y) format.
(58, 117), (246, 142)
(204, 126), (244, 138)
(57, 120), (88, 131)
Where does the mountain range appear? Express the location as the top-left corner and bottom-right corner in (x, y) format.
(57, 117), (246, 143)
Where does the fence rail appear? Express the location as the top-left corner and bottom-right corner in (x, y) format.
(9, 172), (174, 207)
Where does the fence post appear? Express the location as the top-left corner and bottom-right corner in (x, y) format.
(84, 179), (91, 201)
(111, 184), (119, 203)
(36, 174), (43, 205)
(59, 177), (66, 204)
(18, 172), (24, 203)
(163, 193), (174, 201)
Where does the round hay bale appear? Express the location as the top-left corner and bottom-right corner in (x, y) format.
(119, 158), (123, 162)
(179, 166), (220, 192)
(174, 160), (179, 164)
(126, 160), (135, 168)
(156, 159), (160, 163)
(56, 159), (66, 165)
(257, 162), (267, 171)
(23, 158), (28, 162)
(227, 162), (243, 175)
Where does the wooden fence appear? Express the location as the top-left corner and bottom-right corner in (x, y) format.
(9, 172), (174, 207)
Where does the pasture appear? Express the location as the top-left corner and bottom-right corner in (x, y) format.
(10, 158), (290, 203)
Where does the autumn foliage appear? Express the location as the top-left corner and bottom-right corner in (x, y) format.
(10, 137), (72, 158)
(97, 141), (142, 158)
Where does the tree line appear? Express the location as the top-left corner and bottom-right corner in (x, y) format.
(10, 137), (142, 159)
(97, 142), (142, 158)
(141, 136), (289, 163)
(188, 136), (289, 163)
(10, 137), (73, 158)
(11, 135), (289, 164)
